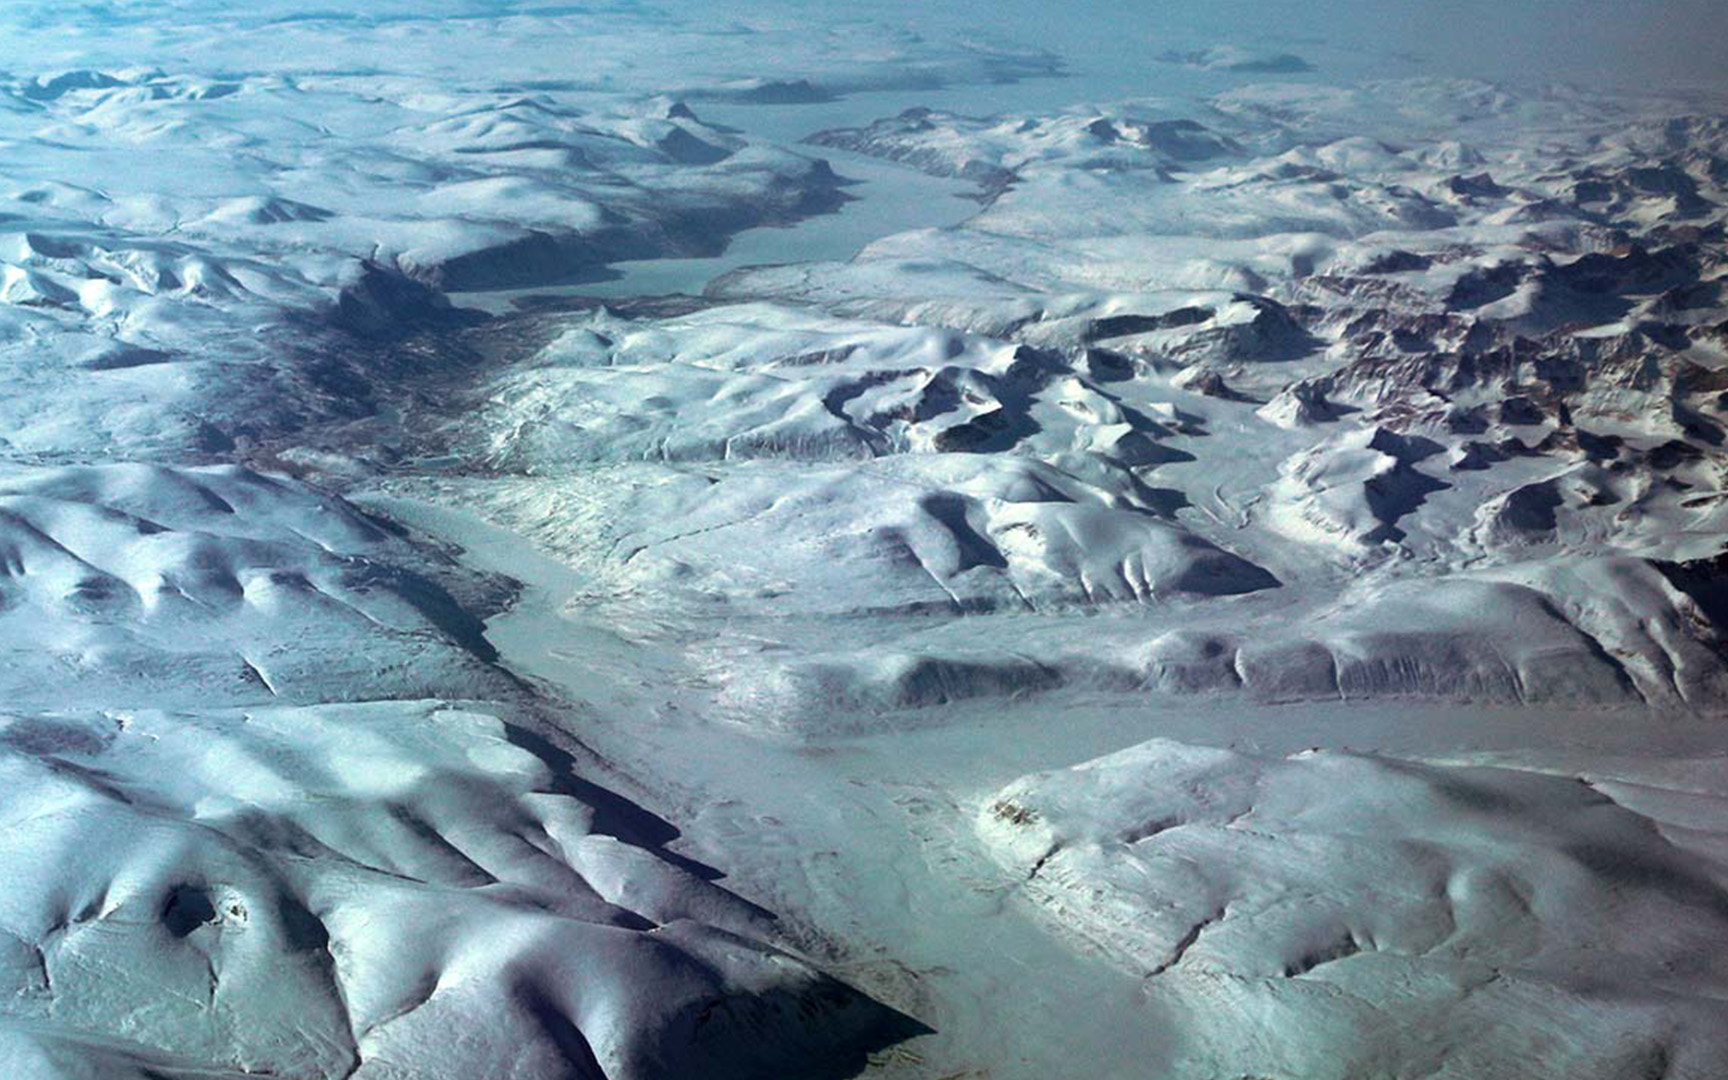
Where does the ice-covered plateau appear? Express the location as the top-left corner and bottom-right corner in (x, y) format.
(2, 2), (1728, 1077)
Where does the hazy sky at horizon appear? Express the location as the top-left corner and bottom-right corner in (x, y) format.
(894, 0), (1728, 92)
(9, 1), (1725, 100)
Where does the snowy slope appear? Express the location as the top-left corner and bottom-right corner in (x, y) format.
(0, 464), (914, 1079)
(980, 738), (1728, 1078)
(1, 2), (1727, 1078)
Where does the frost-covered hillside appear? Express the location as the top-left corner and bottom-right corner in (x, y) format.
(2, 1), (1727, 1078)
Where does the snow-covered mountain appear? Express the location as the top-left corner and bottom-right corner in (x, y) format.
(1, 2), (1727, 1078)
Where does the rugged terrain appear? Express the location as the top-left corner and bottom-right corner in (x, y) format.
(1, 2), (1727, 1078)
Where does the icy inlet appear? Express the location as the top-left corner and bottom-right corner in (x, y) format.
(2, 2), (1728, 1078)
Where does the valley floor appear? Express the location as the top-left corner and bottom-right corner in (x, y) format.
(5, 5), (1728, 1078)
(368, 492), (1728, 1079)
